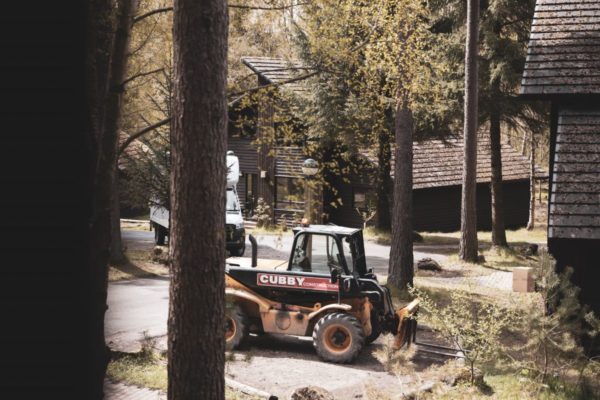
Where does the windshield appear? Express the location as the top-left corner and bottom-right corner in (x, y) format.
(226, 189), (239, 213)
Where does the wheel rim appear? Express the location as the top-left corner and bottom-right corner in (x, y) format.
(225, 316), (236, 341)
(323, 325), (352, 353)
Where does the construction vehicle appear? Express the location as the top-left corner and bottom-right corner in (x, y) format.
(150, 151), (246, 256)
(225, 224), (419, 363)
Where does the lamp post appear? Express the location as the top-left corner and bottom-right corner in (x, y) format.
(302, 158), (319, 225)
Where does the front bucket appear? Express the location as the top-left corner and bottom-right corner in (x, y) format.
(393, 299), (419, 349)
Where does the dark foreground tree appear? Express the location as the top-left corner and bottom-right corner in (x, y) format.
(459, 0), (479, 262)
(107, 0), (139, 264)
(388, 95), (414, 290)
(84, 0), (116, 397)
(167, 0), (228, 398)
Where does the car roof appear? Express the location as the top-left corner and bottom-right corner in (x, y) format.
(292, 224), (361, 236)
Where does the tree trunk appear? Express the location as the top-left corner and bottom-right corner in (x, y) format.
(527, 131), (536, 230)
(84, 0), (116, 398)
(489, 98), (507, 247)
(376, 129), (392, 231)
(388, 96), (414, 290)
(105, 0), (139, 264)
(110, 173), (125, 264)
(459, 0), (480, 263)
(167, 0), (228, 398)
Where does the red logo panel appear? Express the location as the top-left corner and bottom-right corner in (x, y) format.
(257, 273), (338, 292)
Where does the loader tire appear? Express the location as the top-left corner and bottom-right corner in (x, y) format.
(225, 304), (248, 351)
(313, 312), (365, 363)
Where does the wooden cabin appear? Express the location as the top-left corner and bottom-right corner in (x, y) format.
(520, 0), (600, 314)
(232, 56), (536, 231)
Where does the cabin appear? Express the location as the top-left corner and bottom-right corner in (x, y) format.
(232, 56), (536, 231)
(520, 0), (600, 314)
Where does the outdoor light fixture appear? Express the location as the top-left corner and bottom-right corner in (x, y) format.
(302, 158), (319, 177)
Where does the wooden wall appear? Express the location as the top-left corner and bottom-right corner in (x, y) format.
(330, 180), (530, 232)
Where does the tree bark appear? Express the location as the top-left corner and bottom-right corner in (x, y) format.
(527, 131), (536, 230)
(489, 97), (507, 247)
(168, 0), (228, 398)
(84, 0), (116, 398)
(110, 175), (125, 263)
(388, 96), (414, 290)
(106, 0), (139, 264)
(459, 0), (480, 262)
(376, 129), (392, 231)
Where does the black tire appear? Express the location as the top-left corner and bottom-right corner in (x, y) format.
(225, 304), (248, 351)
(312, 312), (365, 363)
(154, 224), (166, 246)
(365, 313), (382, 345)
(229, 243), (245, 257)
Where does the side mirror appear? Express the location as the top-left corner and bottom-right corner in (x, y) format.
(331, 268), (339, 284)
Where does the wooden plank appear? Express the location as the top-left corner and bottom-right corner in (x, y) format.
(533, 16), (600, 26)
(536, 9), (600, 18)
(552, 182), (600, 193)
(550, 203), (600, 215)
(521, 75), (600, 85)
(553, 172), (600, 183)
(555, 142), (600, 152)
(554, 152), (600, 162)
(551, 192), (600, 203)
(537, 3), (600, 12)
(549, 215), (600, 226)
(529, 31), (600, 40)
(548, 226), (600, 239)
(554, 162), (600, 173)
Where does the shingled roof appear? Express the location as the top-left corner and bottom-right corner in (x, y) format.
(548, 108), (600, 239)
(241, 56), (312, 93)
(520, 0), (600, 96)
(362, 136), (541, 190)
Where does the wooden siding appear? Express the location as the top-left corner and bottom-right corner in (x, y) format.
(549, 107), (600, 239)
(521, 0), (600, 96)
(275, 146), (305, 177)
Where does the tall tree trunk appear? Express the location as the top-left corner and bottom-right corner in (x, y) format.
(110, 176), (125, 263)
(85, 0), (116, 397)
(489, 94), (507, 247)
(168, 0), (228, 398)
(527, 131), (536, 230)
(376, 129), (392, 231)
(388, 96), (414, 290)
(459, 0), (480, 262)
(105, 0), (139, 264)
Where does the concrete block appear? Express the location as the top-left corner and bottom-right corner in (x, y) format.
(513, 267), (534, 293)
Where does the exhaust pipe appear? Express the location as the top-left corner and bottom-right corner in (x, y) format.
(249, 234), (257, 268)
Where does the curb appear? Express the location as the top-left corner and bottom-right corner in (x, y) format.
(121, 218), (150, 223)
(226, 377), (278, 400)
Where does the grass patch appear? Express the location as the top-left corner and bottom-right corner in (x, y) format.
(109, 249), (169, 282)
(107, 350), (261, 399)
(420, 374), (599, 400)
(363, 227), (392, 245)
(420, 227), (547, 247)
(121, 220), (150, 231)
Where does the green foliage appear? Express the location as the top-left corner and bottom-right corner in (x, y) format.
(409, 284), (517, 385)
(513, 251), (600, 389)
(252, 197), (273, 229)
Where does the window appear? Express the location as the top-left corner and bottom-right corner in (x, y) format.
(353, 187), (373, 210)
(290, 233), (343, 274)
(275, 177), (304, 211)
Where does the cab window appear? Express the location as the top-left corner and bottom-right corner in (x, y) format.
(290, 233), (345, 274)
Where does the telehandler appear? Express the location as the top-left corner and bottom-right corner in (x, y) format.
(225, 224), (419, 363)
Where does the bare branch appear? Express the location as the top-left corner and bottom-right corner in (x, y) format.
(229, 2), (310, 10)
(119, 117), (171, 155)
(121, 68), (164, 87)
(133, 7), (173, 24)
(134, 2), (309, 24)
